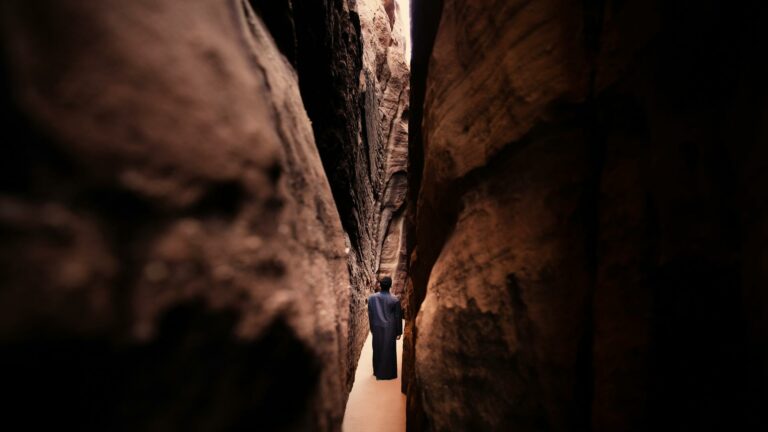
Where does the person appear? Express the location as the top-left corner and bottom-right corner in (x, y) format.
(367, 276), (402, 380)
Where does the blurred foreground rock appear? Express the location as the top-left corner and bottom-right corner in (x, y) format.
(0, 0), (407, 430)
(405, 0), (768, 430)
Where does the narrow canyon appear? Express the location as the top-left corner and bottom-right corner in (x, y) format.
(1, 0), (767, 431)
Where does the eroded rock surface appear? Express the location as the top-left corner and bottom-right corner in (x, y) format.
(1, 0), (410, 430)
(357, 0), (410, 298)
(250, 0), (411, 387)
(0, 1), (352, 430)
(406, 0), (768, 430)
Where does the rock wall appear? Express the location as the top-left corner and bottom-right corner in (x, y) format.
(356, 0), (410, 299)
(251, 0), (410, 383)
(250, 0), (376, 393)
(0, 0), (408, 430)
(406, 0), (768, 430)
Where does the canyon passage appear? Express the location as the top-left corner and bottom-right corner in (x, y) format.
(2, 0), (768, 431)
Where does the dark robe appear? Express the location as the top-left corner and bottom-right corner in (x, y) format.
(367, 290), (402, 380)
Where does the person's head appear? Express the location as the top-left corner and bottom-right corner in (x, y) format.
(379, 276), (392, 292)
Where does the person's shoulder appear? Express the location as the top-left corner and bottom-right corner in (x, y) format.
(367, 292), (379, 301)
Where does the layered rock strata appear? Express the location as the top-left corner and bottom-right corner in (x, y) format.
(405, 0), (768, 430)
(357, 0), (411, 299)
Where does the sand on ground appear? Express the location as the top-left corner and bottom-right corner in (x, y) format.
(342, 326), (406, 432)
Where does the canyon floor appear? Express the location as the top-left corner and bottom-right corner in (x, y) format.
(342, 324), (406, 432)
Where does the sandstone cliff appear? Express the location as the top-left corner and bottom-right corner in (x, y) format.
(405, 0), (768, 430)
(250, 0), (410, 391)
(357, 0), (411, 298)
(0, 0), (409, 430)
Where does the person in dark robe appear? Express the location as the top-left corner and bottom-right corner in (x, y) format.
(367, 276), (402, 380)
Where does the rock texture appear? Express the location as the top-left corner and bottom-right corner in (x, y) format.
(357, 0), (411, 298)
(406, 0), (768, 430)
(250, 0), (411, 384)
(250, 0), (376, 392)
(0, 0), (409, 429)
(0, 0), (407, 430)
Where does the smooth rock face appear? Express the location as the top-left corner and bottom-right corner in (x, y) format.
(0, 1), (354, 430)
(406, 0), (768, 430)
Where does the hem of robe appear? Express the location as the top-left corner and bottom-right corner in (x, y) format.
(375, 375), (397, 380)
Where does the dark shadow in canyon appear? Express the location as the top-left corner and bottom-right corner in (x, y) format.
(0, 301), (320, 431)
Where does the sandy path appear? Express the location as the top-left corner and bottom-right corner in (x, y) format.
(342, 326), (406, 432)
